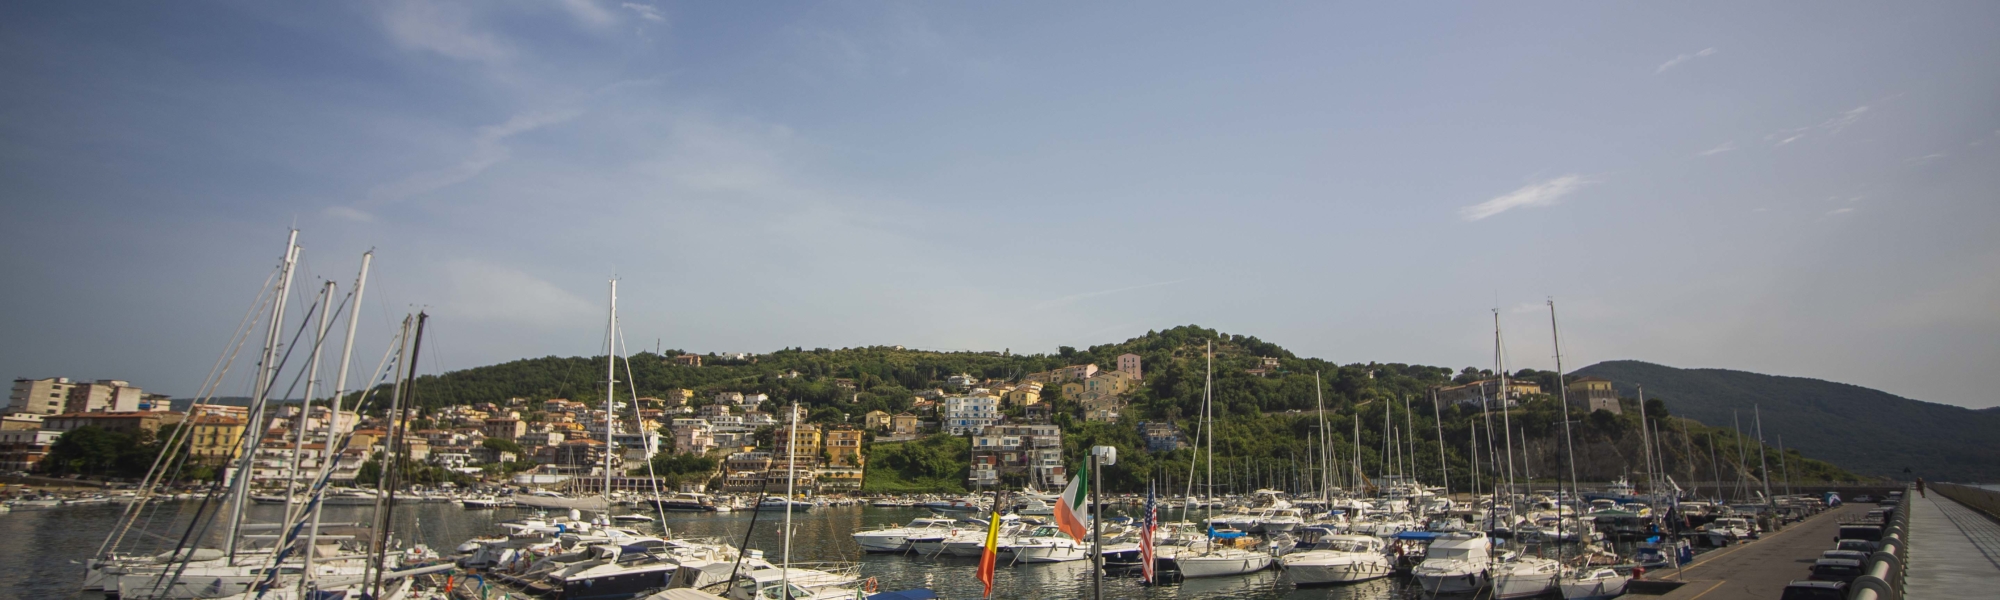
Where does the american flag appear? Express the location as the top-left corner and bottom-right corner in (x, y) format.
(1141, 482), (1157, 584)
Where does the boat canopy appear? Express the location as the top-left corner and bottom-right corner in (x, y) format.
(1392, 531), (1443, 540)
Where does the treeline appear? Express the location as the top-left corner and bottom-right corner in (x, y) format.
(317, 325), (1865, 494)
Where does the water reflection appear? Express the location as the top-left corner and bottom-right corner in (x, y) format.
(8, 503), (1437, 600)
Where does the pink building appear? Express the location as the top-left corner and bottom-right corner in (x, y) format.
(1116, 353), (1142, 380)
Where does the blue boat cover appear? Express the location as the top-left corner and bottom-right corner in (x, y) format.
(1392, 531), (1443, 540)
(869, 590), (940, 600)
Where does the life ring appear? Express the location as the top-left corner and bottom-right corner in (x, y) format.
(864, 577), (879, 593)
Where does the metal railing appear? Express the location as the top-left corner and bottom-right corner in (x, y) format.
(1849, 485), (1912, 600)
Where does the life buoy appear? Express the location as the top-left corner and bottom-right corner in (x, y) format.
(864, 577), (879, 593)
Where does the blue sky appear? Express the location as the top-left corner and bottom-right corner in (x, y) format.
(3, 2), (1997, 408)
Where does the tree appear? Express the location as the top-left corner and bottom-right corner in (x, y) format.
(482, 437), (525, 456)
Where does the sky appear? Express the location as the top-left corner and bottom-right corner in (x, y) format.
(2, 2), (1997, 409)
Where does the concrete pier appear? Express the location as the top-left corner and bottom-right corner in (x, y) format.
(1904, 487), (2000, 598)
(1641, 502), (1868, 599)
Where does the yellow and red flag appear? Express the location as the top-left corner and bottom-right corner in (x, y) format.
(977, 506), (1002, 597)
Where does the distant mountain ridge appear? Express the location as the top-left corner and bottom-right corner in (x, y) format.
(1573, 360), (2000, 482)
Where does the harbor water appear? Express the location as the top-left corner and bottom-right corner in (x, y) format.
(5, 501), (1431, 600)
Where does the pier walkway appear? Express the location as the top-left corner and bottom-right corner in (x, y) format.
(1904, 488), (2000, 599)
(1642, 502), (1867, 600)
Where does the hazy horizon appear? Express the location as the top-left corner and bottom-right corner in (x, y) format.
(2, 2), (1996, 409)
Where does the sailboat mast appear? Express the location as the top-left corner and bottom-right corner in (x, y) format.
(783, 402), (798, 592)
(1755, 406), (1773, 506)
(1315, 372), (1328, 506)
(1204, 340), (1214, 545)
(283, 281), (336, 525)
(605, 280), (618, 497)
(1549, 300), (1580, 495)
(228, 229), (298, 559)
(1637, 385), (1655, 496)
(1433, 390), (1449, 496)
(1495, 310), (1516, 499)
(302, 251), (370, 598)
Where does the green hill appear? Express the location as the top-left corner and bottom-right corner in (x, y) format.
(340, 326), (1866, 493)
(1573, 360), (2000, 482)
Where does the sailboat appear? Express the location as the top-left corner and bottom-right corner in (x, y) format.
(1169, 340), (1275, 579)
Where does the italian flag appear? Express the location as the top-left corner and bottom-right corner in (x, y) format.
(1054, 461), (1089, 540)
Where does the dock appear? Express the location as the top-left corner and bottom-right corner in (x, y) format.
(1630, 485), (2000, 600)
(1905, 485), (2000, 598)
(1640, 502), (1869, 600)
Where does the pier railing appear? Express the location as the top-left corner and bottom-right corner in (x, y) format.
(1848, 485), (1912, 600)
(1931, 483), (2000, 520)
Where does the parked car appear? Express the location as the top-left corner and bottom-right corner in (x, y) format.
(1810, 557), (1866, 583)
(1821, 549), (1870, 562)
(1837, 525), (1883, 542)
(1837, 539), (1882, 553)
(1781, 580), (1848, 600)
(1851, 494), (1875, 503)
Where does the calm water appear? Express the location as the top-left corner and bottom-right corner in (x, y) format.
(2, 502), (1427, 600)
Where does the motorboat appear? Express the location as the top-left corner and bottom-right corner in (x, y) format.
(755, 496), (813, 512)
(1558, 567), (1630, 600)
(1491, 554), (1560, 599)
(1410, 531), (1493, 595)
(1170, 545), (1274, 578)
(1009, 525), (1090, 563)
(921, 497), (985, 513)
(652, 492), (719, 512)
(1015, 497), (1055, 516)
(851, 517), (959, 553)
(1279, 531), (1393, 585)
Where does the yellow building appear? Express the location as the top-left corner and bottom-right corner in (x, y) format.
(1005, 383), (1043, 408)
(188, 415), (247, 465)
(774, 423), (823, 461)
(892, 413), (922, 437)
(863, 410), (893, 431)
(825, 426), (865, 467)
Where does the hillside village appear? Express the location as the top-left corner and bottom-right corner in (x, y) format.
(5, 325), (1862, 497)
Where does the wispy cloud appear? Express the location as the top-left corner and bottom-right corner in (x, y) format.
(1827, 207), (1856, 216)
(1697, 141), (1736, 157)
(323, 205), (375, 222)
(1656, 47), (1718, 73)
(1459, 175), (1594, 221)
(620, 2), (665, 23)
(1766, 105), (1870, 146)
(379, 1), (510, 63)
(367, 108), (585, 203)
(1905, 152), (1948, 164)
(1034, 279), (1189, 310)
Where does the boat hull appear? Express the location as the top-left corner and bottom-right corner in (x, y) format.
(1173, 554), (1273, 578)
(1281, 556), (1393, 585)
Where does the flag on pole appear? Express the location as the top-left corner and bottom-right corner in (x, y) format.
(1054, 462), (1090, 540)
(1140, 483), (1158, 584)
(977, 504), (1002, 597)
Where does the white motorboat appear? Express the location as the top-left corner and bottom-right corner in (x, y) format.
(1171, 546), (1274, 578)
(1411, 531), (1494, 595)
(851, 517), (958, 553)
(1492, 555), (1561, 599)
(1558, 567), (1630, 600)
(1009, 525), (1090, 563)
(756, 496), (814, 512)
(1280, 532), (1393, 585)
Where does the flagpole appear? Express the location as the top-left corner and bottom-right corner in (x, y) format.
(1091, 451), (1102, 600)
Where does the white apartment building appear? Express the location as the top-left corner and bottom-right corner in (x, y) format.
(944, 394), (999, 435)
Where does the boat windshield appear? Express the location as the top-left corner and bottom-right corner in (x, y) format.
(1325, 540), (1375, 553)
(1428, 547), (1472, 561)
